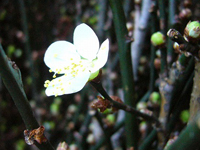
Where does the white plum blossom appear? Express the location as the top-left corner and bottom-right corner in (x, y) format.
(44, 23), (109, 97)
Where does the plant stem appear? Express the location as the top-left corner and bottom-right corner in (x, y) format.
(90, 119), (124, 150)
(18, 0), (38, 101)
(0, 44), (55, 149)
(189, 61), (200, 122)
(138, 129), (157, 150)
(166, 114), (200, 150)
(108, 0), (138, 148)
(95, 112), (113, 150)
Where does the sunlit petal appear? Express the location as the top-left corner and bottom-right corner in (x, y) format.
(45, 68), (91, 96)
(44, 41), (81, 73)
(90, 39), (109, 72)
(73, 23), (99, 61)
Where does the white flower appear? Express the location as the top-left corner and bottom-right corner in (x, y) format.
(44, 23), (109, 96)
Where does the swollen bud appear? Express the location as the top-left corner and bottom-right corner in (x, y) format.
(149, 92), (161, 105)
(184, 21), (200, 42)
(151, 32), (166, 47)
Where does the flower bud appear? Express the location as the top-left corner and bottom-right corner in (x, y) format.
(106, 114), (115, 124)
(149, 92), (161, 105)
(154, 58), (161, 70)
(56, 142), (68, 150)
(180, 110), (190, 123)
(69, 144), (78, 150)
(87, 134), (95, 145)
(151, 32), (166, 47)
(179, 8), (192, 20)
(184, 21), (200, 42)
(137, 102), (147, 110)
(126, 22), (133, 32)
(173, 42), (181, 54)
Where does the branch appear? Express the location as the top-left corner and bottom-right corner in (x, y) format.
(0, 44), (55, 150)
(90, 81), (160, 126)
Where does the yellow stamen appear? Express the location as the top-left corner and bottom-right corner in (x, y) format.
(45, 80), (50, 84)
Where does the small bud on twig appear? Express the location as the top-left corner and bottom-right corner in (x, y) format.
(184, 21), (200, 43)
(151, 32), (166, 48)
(24, 126), (47, 145)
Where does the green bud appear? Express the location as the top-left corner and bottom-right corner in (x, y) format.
(184, 21), (200, 42)
(180, 110), (190, 123)
(137, 102), (147, 110)
(149, 92), (161, 105)
(106, 114), (115, 124)
(151, 32), (166, 47)
(50, 103), (59, 115)
(101, 108), (112, 114)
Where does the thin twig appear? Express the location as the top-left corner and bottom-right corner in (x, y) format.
(90, 81), (160, 126)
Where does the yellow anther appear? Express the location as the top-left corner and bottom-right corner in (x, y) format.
(101, 46), (106, 50)
(70, 58), (73, 61)
(44, 83), (48, 88)
(61, 88), (64, 91)
(64, 66), (70, 70)
(65, 73), (67, 76)
(59, 79), (61, 82)
(49, 69), (52, 73)
(53, 74), (56, 78)
(69, 82), (71, 85)
(52, 84), (55, 87)
(45, 80), (50, 84)
(54, 54), (58, 57)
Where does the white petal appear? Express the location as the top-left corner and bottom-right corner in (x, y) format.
(44, 41), (81, 73)
(90, 39), (109, 72)
(45, 68), (91, 96)
(73, 23), (99, 61)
